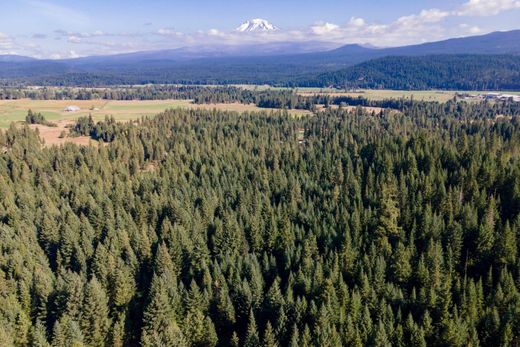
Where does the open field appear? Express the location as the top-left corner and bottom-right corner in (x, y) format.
(230, 85), (464, 102)
(0, 99), (312, 128)
(232, 85), (520, 103)
(0, 99), (312, 145)
(296, 89), (458, 102)
(30, 121), (93, 147)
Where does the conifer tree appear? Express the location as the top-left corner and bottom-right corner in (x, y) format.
(82, 277), (111, 347)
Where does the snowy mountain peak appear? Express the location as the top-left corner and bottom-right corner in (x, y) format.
(236, 19), (278, 32)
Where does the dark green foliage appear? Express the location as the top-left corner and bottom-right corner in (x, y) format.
(311, 55), (520, 90)
(70, 115), (118, 142)
(1, 85), (259, 102)
(1, 100), (520, 346)
(25, 109), (56, 127)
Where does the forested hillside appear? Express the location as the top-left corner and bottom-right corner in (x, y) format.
(0, 63), (319, 87)
(309, 55), (520, 90)
(1, 100), (520, 346)
(2, 53), (520, 90)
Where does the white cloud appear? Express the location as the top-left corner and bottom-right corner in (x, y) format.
(365, 24), (389, 35)
(207, 29), (225, 36)
(293, 3), (515, 47)
(311, 22), (340, 35)
(48, 50), (80, 60)
(457, 0), (520, 16)
(0, 33), (14, 53)
(395, 9), (450, 28)
(36, 28), (148, 56)
(302, 8), (451, 46)
(349, 17), (366, 27)
(460, 23), (482, 34)
(67, 36), (82, 43)
(55, 30), (111, 39)
(68, 50), (79, 58)
(157, 28), (184, 37)
(469, 26), (482, 33)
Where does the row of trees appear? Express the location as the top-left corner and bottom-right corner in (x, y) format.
(0, 100), (520, 346)
(0, 85), (238, 101)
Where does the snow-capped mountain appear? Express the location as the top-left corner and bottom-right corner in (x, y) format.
(236, 19), (278, 32)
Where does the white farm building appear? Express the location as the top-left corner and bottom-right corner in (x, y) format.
(64, 105), (81, 112)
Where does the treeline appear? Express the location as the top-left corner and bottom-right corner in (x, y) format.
(0, 85), (247, 101)
(1, 101), (520, 346)
(196, 89), (319, 110)
(0, 63), (313, 87)
(307, 55), (520, 90)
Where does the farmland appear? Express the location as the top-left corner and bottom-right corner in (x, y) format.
(296, 89), (459, 102)
(236, 85), (459, 101)
(237, 86), (520, 102)
(0, 98), (311, 128)
(296, 89), (519, 102)
(1, 89), (516, 146)
(0, 98), (313, 146)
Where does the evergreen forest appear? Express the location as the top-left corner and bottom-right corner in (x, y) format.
(1, 99), (520, 346)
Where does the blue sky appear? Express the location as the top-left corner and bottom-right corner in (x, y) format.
(1, 0), (519, 58)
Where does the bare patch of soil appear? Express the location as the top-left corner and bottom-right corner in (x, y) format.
(140, 162), (159, 173)
(30, 120), (92, 147)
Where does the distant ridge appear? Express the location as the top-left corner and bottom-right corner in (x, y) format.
(379, 29), (520, 55)
(299, 29), (520, 66)
(0, 55), (37, 63)
(2, 29), (519, 64)
(0, 30), (519, 88)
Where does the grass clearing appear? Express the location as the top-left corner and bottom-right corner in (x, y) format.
(230, 85), (460, 101)
(0, 99), (311, 128)
(296, 89), (459, 102)
(232, 86), (520, 103)
(30, 121), (93, 147)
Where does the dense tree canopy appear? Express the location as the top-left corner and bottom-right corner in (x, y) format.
(1, 99), (520, 346)
(309, 55), (520, 90)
